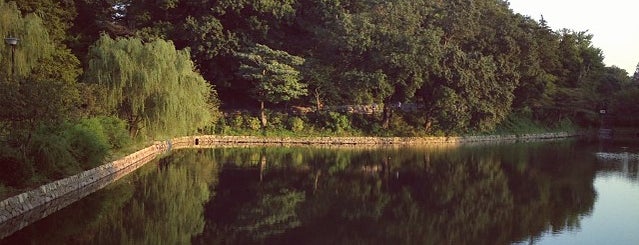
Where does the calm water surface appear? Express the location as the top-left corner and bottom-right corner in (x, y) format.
(1, 140), (638, 244)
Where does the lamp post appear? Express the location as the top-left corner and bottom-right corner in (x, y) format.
(4, 37), (19, 76)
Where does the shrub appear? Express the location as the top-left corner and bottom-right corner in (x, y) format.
(494, 113), (548, 134)
(267, 111), (288, 130)
(231, 114), (244, 128)
(0, 116), (131, 186)
(328, 112), (351, 133)
(245, 116), (262, 130)
(97, 116), (131, 150)
(29, 127), (78, 179)
(63, 119), (110, 168)
(217, 117), (228, 134)
(349, 114), (379, 135)
(387, 114), (416, 137)
(28, 117), (127, 179)
(288, 117), (305, 132)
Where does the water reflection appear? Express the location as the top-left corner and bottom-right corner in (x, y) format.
(194, 141), (597, 244)
(1, 150), (220, 244)
(595, 140), (639, 182)
(0, 141), (613, 244)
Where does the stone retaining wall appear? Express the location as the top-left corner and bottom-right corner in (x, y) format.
(0, 132), (575, 238)
(175, 132), (573, 146)
(0, 141), (170, 238)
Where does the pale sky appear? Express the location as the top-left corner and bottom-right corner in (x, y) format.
(507, 0), (639, 75)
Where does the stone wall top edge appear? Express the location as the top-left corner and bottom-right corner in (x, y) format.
(177, 132), (574, 145)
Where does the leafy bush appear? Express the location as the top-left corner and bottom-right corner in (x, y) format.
(97, 116), (131, 150)
(63, 119), (110, 168)
(494, 113), (548, 134)
(349, 114), (374, 134)
(205, 116), (228, 134)
(231, 114), (244, 128)
(0, 117), (132, 185)
(288, 117), (305, 132)
(245, 116), (262, 130)
(387, 114), (418, 137)
(267, 111), (288, 130)
(29, 127), (78, 179)
(328, 112), (351, 133)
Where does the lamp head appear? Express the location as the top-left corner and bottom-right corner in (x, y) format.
(4, 37), (19, 46)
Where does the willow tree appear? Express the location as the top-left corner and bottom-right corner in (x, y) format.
(0, 0), (80, 133)
(237, 44), (307, 127)
(85, 35), (217, 138)
(0, 1), (53, 78)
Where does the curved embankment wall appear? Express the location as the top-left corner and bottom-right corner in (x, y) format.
(0, 132), (573, 237)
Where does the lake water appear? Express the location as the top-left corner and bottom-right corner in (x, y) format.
(1, 140), (638, 244)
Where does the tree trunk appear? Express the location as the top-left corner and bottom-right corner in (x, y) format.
(424, 119), (432, 132)
(259, 100), (267, 128)
(314, 88), (322, 112)
(382, 103), (393, 129)
(127, 114), (143, 137)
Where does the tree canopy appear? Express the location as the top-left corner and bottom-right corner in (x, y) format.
(64, 0), (633, 133)
(2, 0), (636, 138)
(236, 43), (306, 127)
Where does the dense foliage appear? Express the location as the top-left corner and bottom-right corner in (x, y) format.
(70, 0), (634, 132)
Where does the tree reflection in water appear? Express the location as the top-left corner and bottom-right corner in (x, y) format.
(1, 150), (220, 244)
(0, 141), (597, 245)
(194, 141), (596, 245)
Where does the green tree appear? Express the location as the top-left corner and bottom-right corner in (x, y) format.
(0, 0), (81, 155)
(545, 30), (606, 125)
(423, 0), (526, 133)
(596, 66), (630, 104)
(295, 0), (442, 129)
(609, 85), (639, 127)
(512, 16), (559, 117)
(236, 43), (307, 127)
(84, 35), (218, 138)
(356, 0), (441, 128)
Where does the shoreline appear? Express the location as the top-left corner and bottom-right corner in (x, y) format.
(172, 132), (575, 146)
(0, 132), (577, 238)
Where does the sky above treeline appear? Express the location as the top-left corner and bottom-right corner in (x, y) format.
(508, 0), (639, 75)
